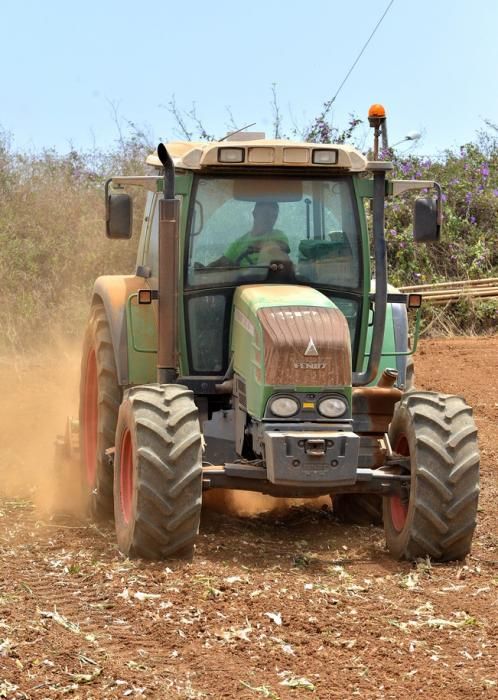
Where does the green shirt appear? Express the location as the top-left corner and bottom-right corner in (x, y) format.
(224, 229), (289, 266)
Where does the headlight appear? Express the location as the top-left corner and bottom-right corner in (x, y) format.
(318, 396), (348, 418)
(270, 396), (300, 418)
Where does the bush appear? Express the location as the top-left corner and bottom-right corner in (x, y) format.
(0, 133), (147, 351)
(308, 113), (497, 333)
(0, 121), (496, 351)
(385, 139), (498, 287)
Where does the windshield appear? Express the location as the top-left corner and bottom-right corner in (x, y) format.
(186, 175), (362, 290)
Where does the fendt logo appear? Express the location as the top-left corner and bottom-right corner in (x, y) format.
(296, 337), (324, 368)
(304, 337), (319, 356)
(294, 361), (326, 370)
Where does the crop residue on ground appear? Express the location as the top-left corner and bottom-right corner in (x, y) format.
(0, 336), (497, 698)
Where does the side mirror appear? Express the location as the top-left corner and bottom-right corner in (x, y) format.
(106, 190), (133, 239)
(413, 197), (441, 243)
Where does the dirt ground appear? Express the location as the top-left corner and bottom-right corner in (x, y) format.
(0, 336), (497, 699)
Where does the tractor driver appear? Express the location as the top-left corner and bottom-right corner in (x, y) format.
(210, 200), (290, 267)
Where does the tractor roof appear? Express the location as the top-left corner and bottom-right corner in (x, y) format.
(145, 139), (368, 173)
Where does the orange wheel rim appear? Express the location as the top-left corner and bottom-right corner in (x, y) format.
(83, 350), (98, 487)
(390, 434), (409, 531)
(120, 428), (134, 524)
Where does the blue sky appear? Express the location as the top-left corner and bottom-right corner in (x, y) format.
(1, 0), (497, 157)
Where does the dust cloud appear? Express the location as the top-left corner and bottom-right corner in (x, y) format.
(202, 490), (330, 517)
(0, 340), (329, 521)
(0, 338), (85, 516)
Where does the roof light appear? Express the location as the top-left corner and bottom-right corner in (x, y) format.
(248, 147), (274, 163)
(283, 147), (309, 164)
(218, 147), (245, 163)
(312, 149), (338, 165)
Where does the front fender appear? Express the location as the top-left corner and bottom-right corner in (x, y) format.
(91, 275), (144, 386)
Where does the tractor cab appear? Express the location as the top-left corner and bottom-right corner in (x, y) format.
(183, 172), (363, 376)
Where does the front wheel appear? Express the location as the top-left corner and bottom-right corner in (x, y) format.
(383, 391), (480, 561)
(113, 384), (203, 559)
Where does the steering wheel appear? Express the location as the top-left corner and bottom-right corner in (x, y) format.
(235, 239), (291, 267)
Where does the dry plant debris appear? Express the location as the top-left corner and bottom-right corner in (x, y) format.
(0, 339), (497, 697)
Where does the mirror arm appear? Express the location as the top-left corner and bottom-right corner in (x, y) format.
(104, 178), (112, 230)
(434, 182), (443, 226)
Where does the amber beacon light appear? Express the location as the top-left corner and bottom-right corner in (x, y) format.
(368, 104), (387, 159)
(368, 104), (386, 119)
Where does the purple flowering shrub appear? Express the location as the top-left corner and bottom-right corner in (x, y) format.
(385, 137), (497, 287)
(305, 112), (497, 288)
(384, 140), (498, 332)
(307, 116), (497, 332)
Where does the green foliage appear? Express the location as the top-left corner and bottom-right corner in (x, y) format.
(385, 138), (498, 287)
(0, 130), (148, 350)
(308, 115), (497, 333)
(383, 134), (498, 334)
(421, 297), (497, 337)
(0, 118), (496, 352)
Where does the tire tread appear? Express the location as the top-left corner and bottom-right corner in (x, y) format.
(384, 390), (479, 561)
(114, 384), (202, 559)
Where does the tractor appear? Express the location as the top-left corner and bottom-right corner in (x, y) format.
(75, 106), (480, 561)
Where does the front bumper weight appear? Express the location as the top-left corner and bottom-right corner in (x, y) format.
(264, 430), (360, 487)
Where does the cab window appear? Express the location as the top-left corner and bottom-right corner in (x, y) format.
(186, 175), (361, 290)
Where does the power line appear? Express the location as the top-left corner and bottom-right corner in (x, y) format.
(329, 0), (395, 107)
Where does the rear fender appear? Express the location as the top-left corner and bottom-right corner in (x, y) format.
(92, 275), (145, 386)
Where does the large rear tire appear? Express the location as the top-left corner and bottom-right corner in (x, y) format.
(383, 391), (480, 561)
(113, 384), (203, 559)
(79, 304), (121, 518)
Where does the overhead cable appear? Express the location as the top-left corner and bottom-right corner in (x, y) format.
(329, 0), (395, 106)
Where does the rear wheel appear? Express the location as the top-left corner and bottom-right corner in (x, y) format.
(79, 304), (121, 518)
(383, 391), (480, 561)
(333, 493), (383, 526)
(114, 384), (203, 559)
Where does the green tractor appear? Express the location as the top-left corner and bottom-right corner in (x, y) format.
(77, 109), (480, 561)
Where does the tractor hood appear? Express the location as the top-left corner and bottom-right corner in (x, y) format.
(230, 285), (352, 419)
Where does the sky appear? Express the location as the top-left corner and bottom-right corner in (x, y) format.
(1, 0), (497, 158)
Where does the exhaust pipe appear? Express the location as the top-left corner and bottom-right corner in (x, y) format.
(156, 144), (179, 385)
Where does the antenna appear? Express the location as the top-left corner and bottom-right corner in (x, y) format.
(218, 122), (257, 142)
